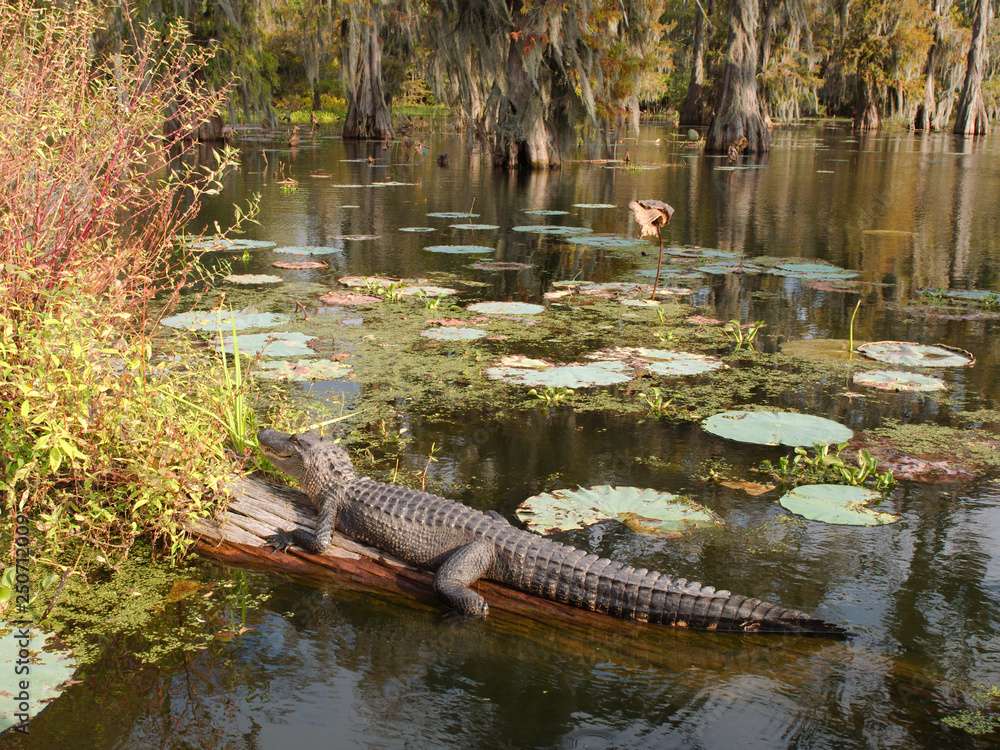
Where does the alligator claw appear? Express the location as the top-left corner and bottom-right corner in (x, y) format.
(265, 529), (296, 552)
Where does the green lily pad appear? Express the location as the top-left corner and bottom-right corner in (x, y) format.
(466, 301), (545, 315)
(779, 484), (900, 526)
(219, 332), (316, 357)
(857, 341), (975, 368)
(702, 410), (854, 447)
(512, 225), (593, 236)
(223, 274), (283, 285)
(274, 245), (343, 256)
(644, 351), (725, 376)
(469, 261), (534, 271)
(188, 238), (276, 252)
(516, 485), (718, 536)
(668, 247), (740, 260)
(427, 211), (480, 219)
(697, 261), (765, 275)
(852, 370), (947, 392)
(255, 359), (352, 381)
(160, 310), (290, 332)
(523, 209), (570, 216)
(449, 223), (500, 230)
(399, 227), (437, 233)
(423, 244), (494, 255)
(420, 327), (489, 342)
(397, 285), (457, 297)
(486, 360), (632, 388)
(637, 267), (704, 282)
(768, 261), (859, 280)
(562, 234), (646, 249)
(572, 203), (616, 209)
(0, 630), (77, 732)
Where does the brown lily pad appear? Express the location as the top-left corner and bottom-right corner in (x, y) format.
(687, 314), (723, 326)
(318, 291), (380, 306)
(717, 479), (777, 496)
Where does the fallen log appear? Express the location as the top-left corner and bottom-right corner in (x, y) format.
(188, 475), (843, 670)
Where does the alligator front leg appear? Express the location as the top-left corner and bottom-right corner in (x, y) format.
(433, 540), (495, 618)
(265, 491), (339, 554)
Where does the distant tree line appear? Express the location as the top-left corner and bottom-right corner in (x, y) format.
(98, 0), (996, 167)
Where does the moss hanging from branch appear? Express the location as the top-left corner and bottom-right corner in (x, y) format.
(425, 0), (662, 170)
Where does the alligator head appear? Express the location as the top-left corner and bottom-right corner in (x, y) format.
(258, 429), (356, 492)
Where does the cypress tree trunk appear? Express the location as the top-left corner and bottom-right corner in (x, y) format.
(915, 0), (945, 131)
(853, 80), (880, 131)
(706, 0), (770, 154)
(953, 0), (990, 135)
(679, 0), (713, 126)
(342, 5), (393, 140)
(492, 37), (560, 169)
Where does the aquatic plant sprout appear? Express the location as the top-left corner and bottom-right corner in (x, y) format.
(853, 370), (947, 392)
(702, 410), (854, 447)
(420, 327), (489, 341)
(779, 484), (900, 526)
(857, 341), (975, 368)
(466, 301), (545, 315)
(516, 485), (718, 536)
(255, 359), (352, 381)
(219, 332), (316, 357)
(160, 310), (290, 332)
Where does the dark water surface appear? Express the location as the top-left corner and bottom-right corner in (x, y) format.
(10, 122), (1000, 749)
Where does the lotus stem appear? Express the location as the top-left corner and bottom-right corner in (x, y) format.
(848, 298), (862, 360)
(651, 230), (664, 299)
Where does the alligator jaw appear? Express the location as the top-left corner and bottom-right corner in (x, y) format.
(258, 429), (306, 478)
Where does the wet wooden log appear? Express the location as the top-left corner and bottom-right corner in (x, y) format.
(188, 476), (840, 669)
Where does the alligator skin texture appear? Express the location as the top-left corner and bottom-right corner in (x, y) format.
(263, 433), (845, 636)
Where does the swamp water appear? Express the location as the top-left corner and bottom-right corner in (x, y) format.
(6, 122), (1000, 749)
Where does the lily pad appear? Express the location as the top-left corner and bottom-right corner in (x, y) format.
(593, 347), (725, 376)
(219, 332), (316, 357)
(449, 223), (500, 230)
(255, 359), (352, 381)
(338, 275), (397, 288)
(466, 301), (545, 315)
(399, 226), (437, 233)
(523, 209), (570, 216)
(572, 203), (616, 209)
(516, 485), (718, 536)
(160, 310), (289, 332)
(857, 341), (975, 368)
(512, 225), (593, 236)
(424, 244), (494, 255)
(0, 630), (77, 732)
(637, 267), (703, 281)
(223, 274), (283, 285)
(486, 360), (632, 388)
(397, 285), (457, 297)
(702, 410), (854, 447)
(852, 370), (947, 392)
(272, 260), (328, 270)
(562, 234), (646, 249)
(274, 245), (343, 256)
(769, 261), (859, 280)
(779, 484), (900, 526)
(188, 238), (276, 252)
(318, 291), (380, 306)
(420, 327), (489, 342)
(921, 288), (1000, 303)
(621, 299), (661, 308)
(668, 247), (740, 260)
(697, 260), (765, 275)
(427, 211), (480, 219)
(469, 261), (533, 271)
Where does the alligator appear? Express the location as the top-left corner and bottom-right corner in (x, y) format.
(259, 429), (845, 636)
